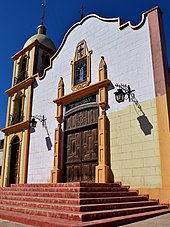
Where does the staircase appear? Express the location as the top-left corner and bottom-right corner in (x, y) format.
(0, 182), (169, 226)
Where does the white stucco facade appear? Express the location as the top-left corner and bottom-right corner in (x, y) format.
(27, 14), (160, 186)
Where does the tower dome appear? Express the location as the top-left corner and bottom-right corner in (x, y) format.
(23, 25), (56, 52)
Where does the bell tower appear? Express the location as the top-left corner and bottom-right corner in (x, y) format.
(0, 4), (56, 186)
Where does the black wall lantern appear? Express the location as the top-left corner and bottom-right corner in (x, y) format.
(114, 84), (135, 103)
(30, 115), (46, 128)
(114, 89), (126, 103)
(30, 117), (37, 128)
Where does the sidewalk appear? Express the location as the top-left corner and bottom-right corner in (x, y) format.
(0, 219), (31, 227)
(0, 213), (170, 226)
(122, 213), (170, 226)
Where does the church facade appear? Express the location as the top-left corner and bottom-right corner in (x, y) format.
(1, 7), (170, 204)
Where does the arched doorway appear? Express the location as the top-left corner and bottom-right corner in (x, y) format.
(64, 104), (98, 182)
(9, 136), (20, 185)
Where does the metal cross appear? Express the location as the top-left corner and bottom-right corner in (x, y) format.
(78, 43), (84, 58)
(41, 0), (46, 25)
(80, 5), (85, 20)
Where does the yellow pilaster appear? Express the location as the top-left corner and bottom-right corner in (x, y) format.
(50, 77), (64, 183)
(50, 125), (62, 182)
(95, 56), (110, 183)
(96, 113), (110, 183)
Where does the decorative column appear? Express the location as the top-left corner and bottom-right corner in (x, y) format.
(50, 77), (64, 183)
(95, 56), (110, 183)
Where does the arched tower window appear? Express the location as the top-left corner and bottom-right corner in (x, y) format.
(9, 136), (20, 184)
(14, 56), (28, 85)
(20, 57), (27, 81)
(44, 55), (51, 69)
(41, 54), (51, 75)
(9, 92), (24, 125)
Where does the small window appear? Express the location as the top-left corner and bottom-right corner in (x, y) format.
(74, 58), (87, 85)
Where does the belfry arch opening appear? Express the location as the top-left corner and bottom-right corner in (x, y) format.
(10, 92), (24, 125)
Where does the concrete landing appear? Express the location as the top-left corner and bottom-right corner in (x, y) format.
(123, 213), (170, 226)
(0, 213), (170, 226)
(0, 219), (31, 227)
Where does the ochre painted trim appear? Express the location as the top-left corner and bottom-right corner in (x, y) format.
(5, 96), (12, 128)
(5, 77), (35, 96)
(1, 121), (30, 135)
(12, 40), (55, 60)
(53, 79), (111, 105)
(95, 57), (110, 183)
(2, 133), (23, 186)
(21, 129), (30, 184)
(50, 78), (64, 183)
(71, 40), (92, 91)
(52, 57), (110, 183)
(134, 187), (170, 204)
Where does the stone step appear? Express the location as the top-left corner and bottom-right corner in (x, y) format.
(0, 194), (149, 205)
(0, 194), (81, 205)
(80, 201), (159, 212)
(0, 182), (169, 226)
(0, 208), (169, 227)
(0, 199), (158, 212)
(0, 203), (167, 221)
(0, 190), (139, 198)
(80, 195), (149, 205)
(0, 186), (129, 192)
(81, 205), (169, 221)
(11, 182), (122, 188)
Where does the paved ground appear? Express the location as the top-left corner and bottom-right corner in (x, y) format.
(0, 219), (31, 227)
(0, 213), (170, 226)
(122, 213), (170, 226)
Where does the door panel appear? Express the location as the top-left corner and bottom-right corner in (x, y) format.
(81, 162), (97, 182)
(65, 107), (98, 182)
(66, 164), (81, 182)
(66, 133), (81, 163)
(82, 128), (98, 162)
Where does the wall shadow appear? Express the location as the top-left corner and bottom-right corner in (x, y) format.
(137, 115), (153, 136)
(44, 122), (53, 151)
(45, 136), (52, 151)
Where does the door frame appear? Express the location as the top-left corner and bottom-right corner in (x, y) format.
(51, 57), (111, 183)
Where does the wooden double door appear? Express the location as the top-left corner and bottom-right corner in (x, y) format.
(64, 106), (98, 182)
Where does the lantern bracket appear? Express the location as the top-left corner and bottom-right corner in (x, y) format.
(30, 115), (46, 128)
(114, 83), (145, 116)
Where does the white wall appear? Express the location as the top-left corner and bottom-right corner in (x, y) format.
(28, 15), (158, 184)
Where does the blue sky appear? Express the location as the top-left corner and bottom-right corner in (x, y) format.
(0, 0), (170, 129)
